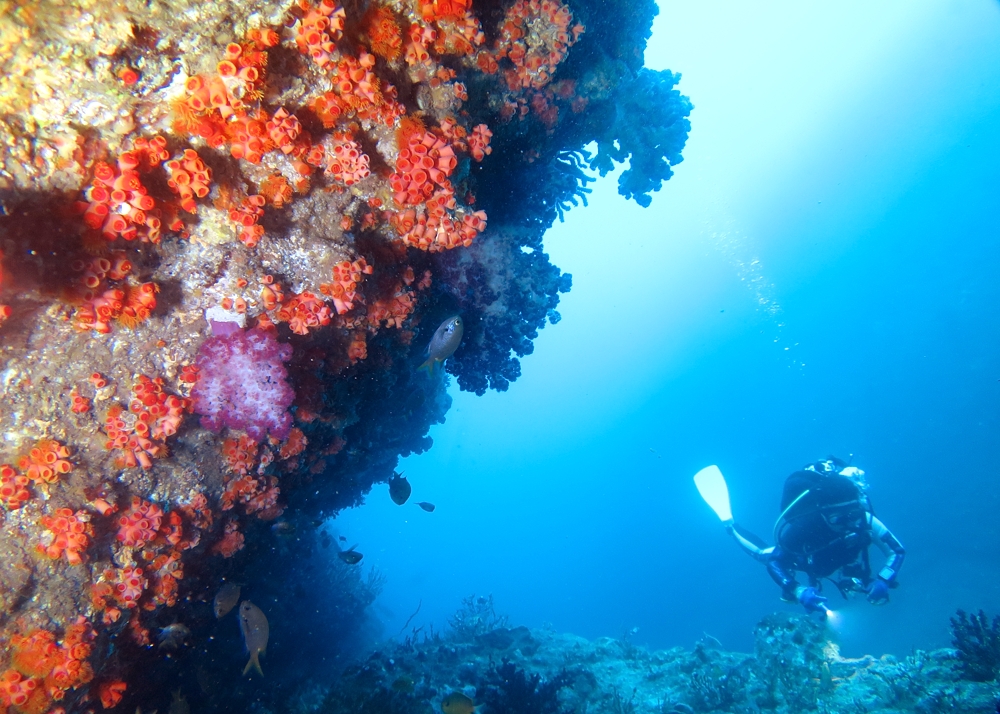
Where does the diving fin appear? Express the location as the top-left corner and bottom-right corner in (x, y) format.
(694, 465), (733, 524)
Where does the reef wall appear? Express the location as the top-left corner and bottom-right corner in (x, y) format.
(0, 0), (690, 711)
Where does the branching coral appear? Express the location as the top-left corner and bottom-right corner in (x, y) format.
(950, 609), (1000, 682)
(449, 593), (511, 640)
(588, 68), (693, 207)
(551, 150), (595, 221)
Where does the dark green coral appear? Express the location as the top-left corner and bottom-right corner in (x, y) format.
(950, 609), (1000, 682)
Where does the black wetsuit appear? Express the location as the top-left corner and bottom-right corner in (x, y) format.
(730, 469), (905, 601)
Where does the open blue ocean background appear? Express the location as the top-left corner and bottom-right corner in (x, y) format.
(336, 1), (1000, 658)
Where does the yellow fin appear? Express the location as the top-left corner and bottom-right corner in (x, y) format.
(243, 651), (263, 677)
(417, 356), (440, 375)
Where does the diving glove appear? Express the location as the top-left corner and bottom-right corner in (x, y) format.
(866, 578), (890, 605)
(795, 586), (828, 615)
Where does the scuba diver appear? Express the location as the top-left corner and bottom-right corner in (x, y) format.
(694, 457), (905, 617)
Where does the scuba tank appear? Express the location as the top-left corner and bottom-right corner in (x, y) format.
(772, 459), (874, 579)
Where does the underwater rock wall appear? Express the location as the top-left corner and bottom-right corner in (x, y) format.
(0, 0), (689, 710)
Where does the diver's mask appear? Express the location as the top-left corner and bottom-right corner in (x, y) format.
(821, 500), (867, 533)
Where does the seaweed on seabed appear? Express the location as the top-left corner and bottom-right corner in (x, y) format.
(478, 659), (573, 714)
(319, 656), (422, 714)
(448, 594), (511, 641)
(686, 661), (750, 713)
(950, 609), (1000, 682)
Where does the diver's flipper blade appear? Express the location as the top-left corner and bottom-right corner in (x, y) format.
(694, 465), (733, 523)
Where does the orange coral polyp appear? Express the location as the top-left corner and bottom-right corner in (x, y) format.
(98, 680), (126, 709)
(239, 66), (259, 83)
(19, 440), (72, 485)
(38, 508), (93, 565)
(0, 669), (38, 707)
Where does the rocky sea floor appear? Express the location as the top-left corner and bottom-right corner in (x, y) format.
(280, 607), (1000, 714)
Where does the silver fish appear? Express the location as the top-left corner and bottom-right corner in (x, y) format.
(419, 316), (463, 374)
(157, 623), (191, 650)
(338, 545), (363, 565)
(214, 582), (241, 618)
(270, 520), (296, 536)
(239, 600), (269, 676)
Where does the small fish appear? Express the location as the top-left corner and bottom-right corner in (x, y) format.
(337, 545), (363, 564)
(441, 692), (479, 714)
(157, 623), (191, 650)
(270, 520), (296, 535)
(389, 471), (412, 505)
(416, 501), (435, 512)
(168, 690), (189, 714)
(214, 583), (241, 619)
(419, 316), (463, 374)
(391, 675), (415, 693)
(338, 535), (347, 542)
(239, 600), (269, 677)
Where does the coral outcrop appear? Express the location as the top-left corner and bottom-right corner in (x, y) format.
(0, 0), (689, 708)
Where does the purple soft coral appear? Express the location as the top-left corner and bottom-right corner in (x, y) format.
(191, 327), (294, 441)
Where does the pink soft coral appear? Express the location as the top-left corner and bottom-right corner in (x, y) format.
(191, 328), (294, 440)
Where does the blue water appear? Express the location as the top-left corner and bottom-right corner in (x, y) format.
(336, 1), (1000, 658)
